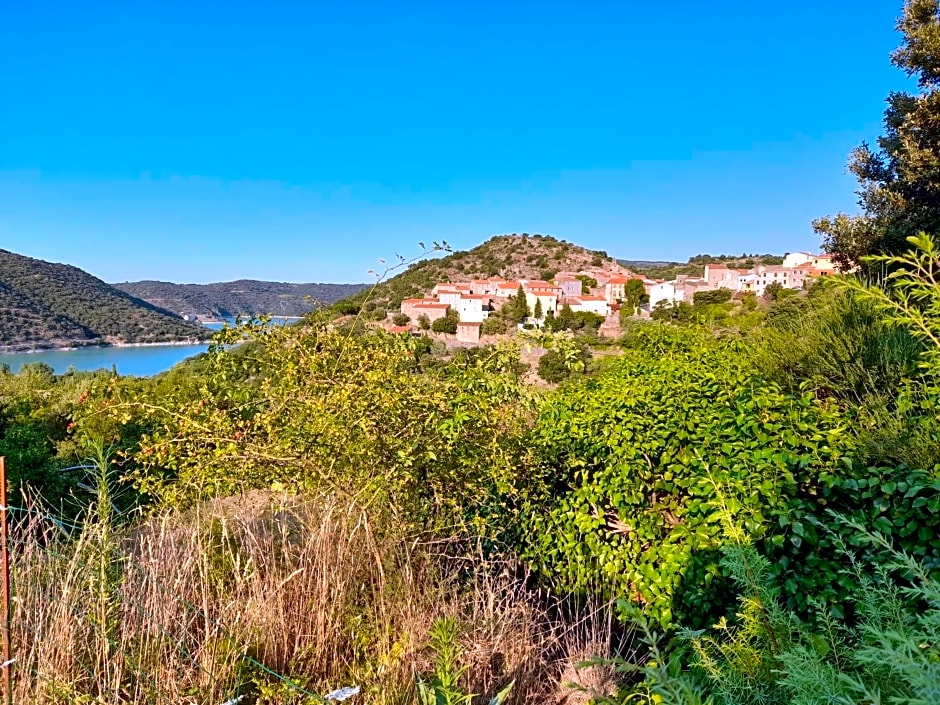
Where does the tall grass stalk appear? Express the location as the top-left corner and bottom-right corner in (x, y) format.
(6, 488), (614, 704)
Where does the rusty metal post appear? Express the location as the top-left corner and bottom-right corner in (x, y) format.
(0, 456), (11, 705)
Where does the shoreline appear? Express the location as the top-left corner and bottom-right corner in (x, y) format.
(0, 339), (211, 355)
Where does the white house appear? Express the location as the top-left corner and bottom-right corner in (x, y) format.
(456, 294), (490, 323)
(649, 282), (684, 308)
(568, 295), (610, 317)
(782, 252), (814, 269)
(525, 289), (559, 317)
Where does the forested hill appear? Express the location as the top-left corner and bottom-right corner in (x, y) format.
(333, 233), (623, 313)
(114, 280), (369, 319)
(618, 252), (785, 280)
(0, 249), (207, 351)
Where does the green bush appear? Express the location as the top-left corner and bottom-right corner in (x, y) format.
(692, 288), (732, 306)
(392, 313), (410, 326)
(432, 309), (459, 335)
(520, 327), (853, 628)
(481, 316), (507, 336)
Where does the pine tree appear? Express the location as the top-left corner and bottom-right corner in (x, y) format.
(815, 0), (940, 269)
(533, 298), (543, 321)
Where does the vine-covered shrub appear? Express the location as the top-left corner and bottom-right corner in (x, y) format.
(89, 322), (533, 529)
(519, 326), (853, 628)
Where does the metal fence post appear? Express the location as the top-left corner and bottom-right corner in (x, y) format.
(1, 456), (12, 705)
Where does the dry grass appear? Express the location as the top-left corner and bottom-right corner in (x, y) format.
(6, 491), (623, 704)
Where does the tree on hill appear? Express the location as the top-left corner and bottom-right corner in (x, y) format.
(623, 278), (647, 314)
(417, 314), (431, 330)
(815, 0), (940, 269)
(431, 308), (458, 335)
(533, 298), (543, 321)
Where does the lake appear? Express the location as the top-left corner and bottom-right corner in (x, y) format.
(0, 317), (299, 377)
(0, 343), (211, 377)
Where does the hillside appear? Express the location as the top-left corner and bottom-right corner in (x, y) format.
(113, 280), (368, 319)
(335, 233), (625, 313)
(0, 249), (208, 351)
(618, 252), (785, 280)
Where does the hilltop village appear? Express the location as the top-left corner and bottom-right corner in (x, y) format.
(390, 250), (841, 344)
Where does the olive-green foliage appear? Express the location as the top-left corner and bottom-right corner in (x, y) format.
(692, 289), (732, 306)
(763, 281), (785, 301)
(418, 313), (431, 330)
(0, 363), (115, 509)
(536, 343), (590, 384)
(576, 275), (598, 291)
(432, 308), (459, 334)
(615, 536), (940, 705)
(100, 322), (533, 528)
(520, 326), (852, 628)
(115, 280), (367, 319)
(392, 313), (410, 327)
(548, 305), (604, 333)
(623, 279), (647, 312)
(761, 284), (923, 405)
(650, 299), (693, 322)
(480, 316), (507, 336)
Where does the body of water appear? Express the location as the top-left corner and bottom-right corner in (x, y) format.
(0, 316), (300, 377)
(0, 343), (210, 377)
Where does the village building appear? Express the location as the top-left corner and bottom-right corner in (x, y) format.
(568, 295), (610, 317)
(496, 281), (523, 298)
(553, 275), (583, 298)
(456, 321), (482, 344)
(704, 264), (742, 289)
(525, 288), (559, 317)
(412, 301), (450, 323)
(456, 294), (491, 323)
(649, 281), (684, 308)
(604, 275), (631, 305)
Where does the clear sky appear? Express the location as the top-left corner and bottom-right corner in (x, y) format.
(0, 1), (915, 284)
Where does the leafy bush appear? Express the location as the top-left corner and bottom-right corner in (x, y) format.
(392, 313), (410, 326)
(692, 289), (732, 306)
(520, 326), (853, 628)
(98, 321), (533, 528)
(611, 533), (940, 705)
(432, 309), (459, 334)
(481, 316), (507, 336)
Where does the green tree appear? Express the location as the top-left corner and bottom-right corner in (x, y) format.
(480, 316), (507, 335)
(623, 278), (647, 313)
(507, 286), (530, 324)
(764, 281), (785, 301)
(418, 314), (431, 331)
(533, 298), (543, 321)
(392, 313), (410, 326)
(814, 0), (940, 269)
(431, 309), (458, 335)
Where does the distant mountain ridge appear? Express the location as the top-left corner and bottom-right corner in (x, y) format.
(0, 249), (208, 352)
(114, 280), (369, 319)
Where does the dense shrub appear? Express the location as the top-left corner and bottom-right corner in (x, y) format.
(520, 326), (855, 628)
(692, 288), (732, 306)
(481, 316), (507, 336)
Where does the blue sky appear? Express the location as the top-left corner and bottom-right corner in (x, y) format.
(0, 1), (914, 283)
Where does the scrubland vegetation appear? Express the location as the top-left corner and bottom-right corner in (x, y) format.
(3, 3), (940, 702)
(1, 230), (939, 703)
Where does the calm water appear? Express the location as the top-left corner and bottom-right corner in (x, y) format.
(0, 316), (299, 377)
(0, 344), (210, 377)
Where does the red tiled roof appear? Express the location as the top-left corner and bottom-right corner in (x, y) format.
(388, 325), (412, 333)
(580, 295), (607, 301)
(415, 302), (449, 309)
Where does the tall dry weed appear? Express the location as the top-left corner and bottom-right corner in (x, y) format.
(5, 491), (620, 704)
